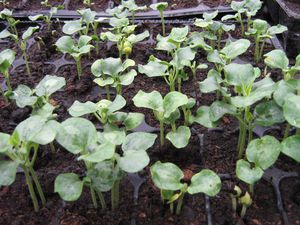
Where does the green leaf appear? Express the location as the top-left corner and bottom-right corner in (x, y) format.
(264, 49), (289, 70)
(163, 92), (188, 118)
(124, 113), (144, 130)
(28, 14), (45, 21)
(193, 106), (218, 128)
(0, 49), (15, 72)
(68, 101), (97, 117)
(0, 161), (18, 186)
(10, 84), (37, 108)
(55, 173), (84, 201)
(22, 26), (39, 40)
(133, 90), (163, 112)
(107, 95), (126, 113)
(254, 100), (284, 126)
(209, 101), (236, 122)
(101, 129), (126, 146)
(118, 150), (150, 173)
(122, 132), (157, 151)
(138, 61), (168, 77)
(166, 126), (191, 149)
(246, 136), (282, 170)
(224, 63), (258, 87)
(31, 120), (60, 145)
(150, 161), (184, 191)
(188, 169), (221, 196)
(35, 75), (66, 97)
(127, 30), (149, 43)
(268, 24), (287, 35)
(0, 133), (11, 153)
(236, 159), (263, 185)
(168, 26), (189, 43)
(55, 36), (74, 53)
(199, 75), (219, 93)
(79, 142), (115, 163)
(221, 39), (250, 60)
(281, 135), (300, 163)
(170, 47), (196, 69)
(63, 20), (84, 35)
(56, 118), (97, 154)
(150, 2), (168, 11)
(274, 80), (295, 107)
(283, 95), (300, 128)
(156, 34), (176, 52)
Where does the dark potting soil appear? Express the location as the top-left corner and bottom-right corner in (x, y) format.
(0, 22), (299, 225)
(285, 0), (300, 15)
(0, 0), (64, 11)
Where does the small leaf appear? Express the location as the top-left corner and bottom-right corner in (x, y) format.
(133, 90), (163, 112)
(281, 135), (300, 163)
(254, 100), (284, 126)
(118, 150), (150, 173)
(0, 161), (18, 186)
(209, 101), (236, 122)
(55, 173), (84, 201)
(124, 113), (144, 130)
(68, 101), (98, 117)
(193, 106), (218, 128)
(22, 26), (39, 40)
(166, 126), (191, 149)
(122, 132), (157, 151)
(283, 95), (300, 128)
(79, 142), (115, 163)
(163, 92), (188, 118)
(63, 20), (84, 35)
(138, 61), (168, 78)
(221, 39), (250, 60)
(35, 75), (66, 97)
(264, 49), (289, 70)
(236, 159), (263, 185)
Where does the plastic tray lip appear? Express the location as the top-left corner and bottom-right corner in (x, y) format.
(274, 0), (300, 20)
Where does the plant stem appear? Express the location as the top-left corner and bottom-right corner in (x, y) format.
(170, 202), (174, 214)
(238, 120), (247, 159)
(258, 39), (266, 61)
(171, 122), (176, 132)
(254, 37), (260, 63)
(231, 195), (237, 212)
(248, 125), (253, 143)
(159, 120), (164, 146)
(217, 30), (223, 50)
(96, 190), (107, 209)
(105, 85), (111, 100)
(283, 123), (291, 139)
(111, 180), (120, 209)
(23, 166), (39, 212)
(240, 205), (247, 219)
(170, 82), (175, 92)
(246, 15), (251, 32)
(177, 77), (182, 93)
(238, 13), (244, 36)
(116, 84), (122, 95)
(159, 10), (166, 36)
(3, 70), (12, 92)
(75, 57), (82, 79)
(22, 49), (31, 77)
(49, 142), (56, 153)
(29, 166), (46, 206)
(90, 185), (98, 208)
(296, 129), (300, 136)
(249, 184), (254, 195)
(176, 193), (184, 215)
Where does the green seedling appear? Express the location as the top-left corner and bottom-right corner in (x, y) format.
(194, 10), (236, 50)
(150, 2), (168, 36)
(0, 113), (60, 212)
(68, 94), (144, 131)
(0, 49), (15, 97)
(246, 19), (287, 63)
(54, 117), (157, 209)
(91, 57), (137, 98)
(83, 0), (93, 7)
(151, 161), (221, 215)
(222, 0), (263, 36)
(122, 0), (147, 24)
(230, 186), (252, 219)
(55, 35), (94, 79)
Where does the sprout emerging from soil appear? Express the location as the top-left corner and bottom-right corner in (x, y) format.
(150, 2), (168, 36)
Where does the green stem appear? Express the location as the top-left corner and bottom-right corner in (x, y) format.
(258, 39), (266, 61)
(249, 184), (254, 196)
(248, 125), (253, 143)
(217, 30), (223, 50)
(283, 123), (291, 139)
(116, 84), (122, 95)
(170, 82), (175, 92)
(177, 77), (182, 93)
(29, 166), (46, 206)
(105, 85), (111, 100)
(160, 120), (164, 146)
(238, 13), (244, 36)
(49, 142), (55, 153)
(246, 15), (251, 32)
(171, 122), (176, 132)
(22, 49), (31, 77)
(231, 195), (237, 212)
(96, 190), (107, 209)
(238, 120), (247, 159)
(159, 10), (166, 36)
(3, 70), (11, 92)
(176, 193), (184, 215)
(75, 57), (82, 79)
(240, 205), (247, 219)
(254, 37), (260, 63)
(23, 166), (39, 212)
(90, 185), (98, 208)
(111, 180), (120, 209)
(170, 202), (174, 214)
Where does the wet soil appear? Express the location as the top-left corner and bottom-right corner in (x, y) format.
(0, 21), (299, 225)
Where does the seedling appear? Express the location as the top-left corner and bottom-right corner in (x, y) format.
(246, 19), (287, 63)
(194, 10), (235, 49)
(68, 94), (144, 131)
(29, 1), (64, 30)
(151, 161), (221, 214)
(121, 0), (147, 24)
(0, 49), (15, 97)
(83, 0), (93, 7)
(54, 117), (157, 209)
(236, 135), (281, 194)
(150, 2), (168, 36)
(9, 75), (66, 112)
(91, 57), (136, 98)
(55, 35), (94, 79)
(0, 113), (60, 212)
(0, 24), (39, 76)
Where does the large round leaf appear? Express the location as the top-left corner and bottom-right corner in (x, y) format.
(187, 169), (221, 196)
(0, 161), (18, 186)
(133, 90), (163, 112)
(283, 95), (300, 128)
(150, 161), (184, 191)
(78, 142), (115, 163)
(138, 61), (168, 77)
(264, 49), (289, 70)
(122, 132), (157, 151)
(62, 20), (84, 35)
(281, 135), (300, 163)
(124, 113), (144, 130)
(209, 101), (236, 122)
(224, 63), (258, 87)
(163, 92), (188, 118)
(221, 39), (250, 60)
(236, 159), (263, 185)
(118, 150), (150, 173)
(246, 136), (281, 170)
(193, 106), (218, 128)
(254, 100), (284, 126)
(35, 75), (66, 97)
(55, 173), (84, 201)
(166, 126), (191, 149)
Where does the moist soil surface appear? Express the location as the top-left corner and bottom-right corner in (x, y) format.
(0, 21), (299, 225)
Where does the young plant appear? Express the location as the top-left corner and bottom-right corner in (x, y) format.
(91, 57), (137, 98)
(68, 94), (144, 131)
(55, 35), (94, 79)
(54, 117), (157, 209)
(0, 49), (15, 96)
(194, 10), (236, 50)
(230, 186), (252, 219)
(29, 1), (64, 30)
(83, 0), (92, 7)
(133, 90), (191, 148)
(101, 17), (149, 59)
(150, 2), (168, 36)
(0, 114), (60, 212)
(9, 75), (66, 112)
(151, 161), (221, 215)
(236, 135), (281, 194)
(222, 0), (263, 36)
(0, 25), (39, 76)
(121, 0), (147, 24)
(246, 19), (287, 63)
